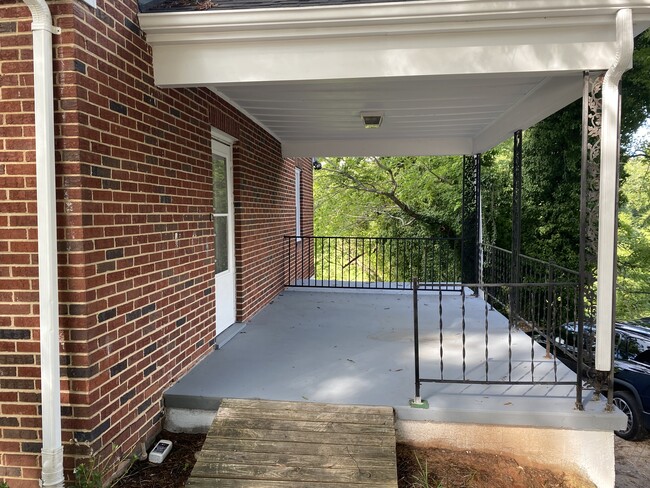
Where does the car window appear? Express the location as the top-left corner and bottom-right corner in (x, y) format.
(635, 349), (650, 365)
(615, 333), (628, 360)
(615, 331), (650, 364)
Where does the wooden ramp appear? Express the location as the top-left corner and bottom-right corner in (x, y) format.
(187, 398), (398, 487)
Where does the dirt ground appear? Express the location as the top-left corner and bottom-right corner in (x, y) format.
(614, 435), (650, 488)
(395, 444), (594, 488)
(113, 431), (605, 488)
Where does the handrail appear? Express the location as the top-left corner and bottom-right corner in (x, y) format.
(283, 235), (462, 291)
(482, 243), (579, 277)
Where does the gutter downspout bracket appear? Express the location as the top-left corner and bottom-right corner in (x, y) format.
(32, 23), (61, 35)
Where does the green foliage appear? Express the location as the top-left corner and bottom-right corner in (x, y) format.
(71, 444), (138, 488)
(0, 481), (9, 488)
(617, 155), (650, 320)
(520, 102), (583, 270)
(621, 29), (650, 148)
(314, 156), (463, 239)
(313, 156), (464, 282)
(412, 453), (430, 487)
(72, 458), (103, 488)
(507, 28), (650, 271)
(481, 141), (514, 250)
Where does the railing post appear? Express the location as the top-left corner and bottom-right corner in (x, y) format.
(413, 277), (420, 401)
(510, 130), (523, 327)
(410, 277), (428, 408)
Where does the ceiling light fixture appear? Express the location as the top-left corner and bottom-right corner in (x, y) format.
(361, 112), (383, 129)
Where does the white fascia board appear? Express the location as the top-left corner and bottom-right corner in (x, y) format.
(139, 1), (650, 42)
(473, 76), (586, 153)
(150, 40), (617, 87)
(139, 1), (650, 88)
(282, 136), (472, 158)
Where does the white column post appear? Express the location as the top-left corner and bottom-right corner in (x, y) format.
(595, 9), (633, 372)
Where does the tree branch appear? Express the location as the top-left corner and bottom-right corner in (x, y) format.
(321, 160), (457, 238)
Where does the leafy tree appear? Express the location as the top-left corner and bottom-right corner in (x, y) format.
(314, 156), (463, 239)
(617, 153), (650, 319)
(517, 29), (650, 271)
(519, 103), (583, 270)
(480, 141), (514, 250)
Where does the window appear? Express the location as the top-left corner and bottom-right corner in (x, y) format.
(295, 167), (301, 239)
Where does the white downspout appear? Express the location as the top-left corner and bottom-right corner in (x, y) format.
(595, 9), (634, 372)
(21, 1), (64, 487)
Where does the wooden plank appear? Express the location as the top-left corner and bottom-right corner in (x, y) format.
(207, 426), (394, 447)
(188, 478), (397, 488)
(221, 398), (394, 415)
(190, 461), (396, 484)
(195, 449), (392, 469)
(200, 438), (395, 457)
(189, 399), (398, 487)
(213, 417), (395, 435)
(214, 406), (392, 425)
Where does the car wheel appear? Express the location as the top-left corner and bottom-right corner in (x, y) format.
(613, 390), (647, 441)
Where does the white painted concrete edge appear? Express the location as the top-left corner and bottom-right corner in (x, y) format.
(396, 419), (615, 488)
(164, 408), (218, 434)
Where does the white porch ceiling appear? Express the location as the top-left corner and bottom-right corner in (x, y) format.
(139, 0), (650, 157)
(212, 73), (581, 157)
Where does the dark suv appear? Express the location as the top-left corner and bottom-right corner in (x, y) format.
(612, 322), (650, 440)
(534, 320), (650, 440)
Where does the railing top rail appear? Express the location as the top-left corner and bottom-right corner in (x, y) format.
(421, 281), (579, 288)
(482, 243), (579, 276)
(284, 235), (462, 242)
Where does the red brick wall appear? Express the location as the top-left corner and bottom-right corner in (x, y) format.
(0, 1), (312, 485)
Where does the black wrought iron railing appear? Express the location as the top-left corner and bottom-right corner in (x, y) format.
(412, 279), (585, 405)
(283, 236), (462, 291)
(481, 244), (582, 327)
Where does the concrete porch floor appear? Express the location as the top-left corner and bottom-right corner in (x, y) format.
(164, 288), (623, 432)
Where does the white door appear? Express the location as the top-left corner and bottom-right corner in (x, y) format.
(212, 139), (236, 335)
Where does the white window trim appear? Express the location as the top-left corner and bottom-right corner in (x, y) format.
(295, 167), (302, 242)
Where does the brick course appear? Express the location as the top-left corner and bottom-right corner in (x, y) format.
(0, 0), (313, 485)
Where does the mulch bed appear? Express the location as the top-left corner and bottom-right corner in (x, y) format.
(113, 431), (206, 488)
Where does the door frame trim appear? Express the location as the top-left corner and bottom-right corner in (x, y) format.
(211, 128), (237, 331)
(211, 127), (237, 145)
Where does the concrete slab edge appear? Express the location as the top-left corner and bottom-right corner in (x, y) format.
(395, 396), (627, 432)
(215, 322), (247, 349)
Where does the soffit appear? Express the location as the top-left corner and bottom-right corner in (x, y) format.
(139, 1), (650, 156)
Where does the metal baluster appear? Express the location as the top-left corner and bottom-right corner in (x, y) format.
(462, 287), (467, 381)
(439, 287), (444, 380)
(333, 237), (336, 286)
(530, 285), (535, 382)
(484, 292), (489, 381)
(508, 286), (513, 382)
(395, 240), (400, 288)
(300, 235), (304, 285)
